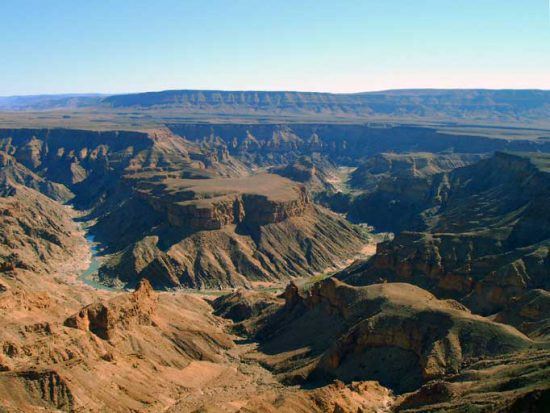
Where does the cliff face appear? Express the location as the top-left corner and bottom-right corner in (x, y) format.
(89, 166), (368, 289)
(0, 128), (246, 208)
(0, 129), (151, 184)
(101, 89), (550, 124)
(169, 124), (550, 166)
(139, 177), (310, 232)
(270, 155), (337, 194)
(3, 89), (550, 125)
(339, 152), (550, 315)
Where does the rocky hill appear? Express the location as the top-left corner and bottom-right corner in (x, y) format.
(270, 156), (338, 194)
(339, 152), (550, 317)
(0, 151), (73, 202)
(0, 266), (249, 411)
(211, 277), (547, 411)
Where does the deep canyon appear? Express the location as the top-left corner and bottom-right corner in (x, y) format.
(0, 90), (549, 412)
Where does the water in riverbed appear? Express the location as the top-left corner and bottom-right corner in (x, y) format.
(79, 234), (117, 291)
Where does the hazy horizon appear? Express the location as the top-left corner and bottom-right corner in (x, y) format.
(2, 86), (550, 99)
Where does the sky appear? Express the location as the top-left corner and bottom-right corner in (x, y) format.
(0, 0), (549, 95)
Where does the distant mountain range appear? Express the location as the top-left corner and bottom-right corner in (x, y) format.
(1, 89), (549, 124)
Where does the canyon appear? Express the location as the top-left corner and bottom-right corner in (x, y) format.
(0, 90), (549, 412)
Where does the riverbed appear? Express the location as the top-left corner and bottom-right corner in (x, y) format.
(79, 234), (117, 291)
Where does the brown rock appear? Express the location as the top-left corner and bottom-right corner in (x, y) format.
(64, 279), (157, 340)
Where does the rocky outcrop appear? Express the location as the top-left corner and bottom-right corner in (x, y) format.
(140, 181), (310, 232)
(0, 369), (74, 412)
(0, 128), (245, 211)
(212, 289), (282, 322)
(271, 155), (338, 194)
(0, 151), (73, 202)
(169, 124), (550, 166)
(0, 271), (242, 411)
(241, 379), (393, 413)
(395, 349), (550, 412)
(99, 204), (367, 289)
(493, 289), (550, 339)
(94, 169), (367, 289)
(64, 279), (157, 340)
(349, 152), (484, 192)
(339, 152), (550, 315)
(246, 278), (530, 393)
(0, 129), (150, 187)
(0, 185), (78, 274)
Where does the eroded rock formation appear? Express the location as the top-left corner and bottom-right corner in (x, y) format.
(239, 278), (531, 393)
(64, 279), (157, 340)
(340, 152), (550, 315)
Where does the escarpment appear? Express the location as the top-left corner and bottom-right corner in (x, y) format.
(169, 123), (550, 165)
(0, 128), (368, 289)
(0, 151), (73, 202)
(135, 174), (310, 231)
(339, 152), (550, 315)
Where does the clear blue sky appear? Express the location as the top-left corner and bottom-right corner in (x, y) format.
(0, 0), (549, 95)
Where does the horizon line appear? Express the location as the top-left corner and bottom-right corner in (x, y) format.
(2, 87), (550, 99)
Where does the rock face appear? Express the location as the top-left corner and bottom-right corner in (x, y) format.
(395, 350), (550, 412)
(99, 202), (366, 289)
(0, 151), (73, 202)
(101, 89), (550, 124)
(170, 124), (550, 166)
(0, 269), (240, 411)
(493, 289), (550, 339)
(0, 185), (78, 274)
(0, 370), (74, 412)
(137, 173), (310, 231)
(242, 278), (530, 393)
(93, 168), (367, 289)
(240, 380), (393, 413)
(3, 89), (550, 124)
(339, 152), (550, 315)
(348, 152), (484, 193)
(270, 155), (338, 194)
(64, 279), (157, 340)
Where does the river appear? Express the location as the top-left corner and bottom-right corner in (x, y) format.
(79, 234), (118, 291)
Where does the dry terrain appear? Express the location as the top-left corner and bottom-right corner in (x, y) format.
(0, 92), (549, 411)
